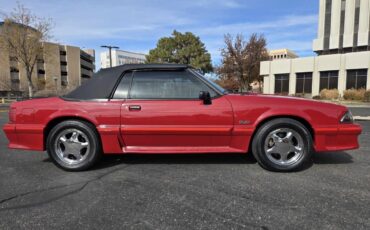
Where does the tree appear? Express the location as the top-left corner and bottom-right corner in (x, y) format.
(146, 30), (213, 73)
(0, 3), (52, 97)
(217, 33), (269, 92)
(214, 74), (239, 92)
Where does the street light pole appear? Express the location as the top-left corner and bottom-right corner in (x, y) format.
(101, 45), (119, 68)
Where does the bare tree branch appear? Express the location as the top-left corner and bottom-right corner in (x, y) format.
(217, 33), (269, 92)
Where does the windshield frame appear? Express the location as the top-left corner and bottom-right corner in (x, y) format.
(188, 68), (227, 95)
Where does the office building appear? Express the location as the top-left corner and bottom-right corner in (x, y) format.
(269, 49), (298, 60)
(0, 21), (95, 97)
(260, 0), (370, 97)
(100, 49), (146, 69)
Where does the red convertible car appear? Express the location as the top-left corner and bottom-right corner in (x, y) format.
(3, 64), (362, 172)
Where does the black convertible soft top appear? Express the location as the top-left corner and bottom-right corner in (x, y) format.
(63, 64), (188, 100)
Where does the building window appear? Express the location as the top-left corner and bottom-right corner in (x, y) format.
(346, 69), (367, 89)
(61, 75), (68, 87)
(296, 72), (312, 94)
(320, 71), (338, 90)
(353, 0), (361, 48)
(10, 68), (20, 91)
(10, 67), (19, 73)
(38, 69), (45, 80)
(275, 74), (290, 95)
(324, 0), (332, 50)
(339, 0), (346, 49)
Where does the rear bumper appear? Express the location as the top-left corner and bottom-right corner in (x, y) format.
(3, 123), (45, 151)
(314, 123), (362, 152)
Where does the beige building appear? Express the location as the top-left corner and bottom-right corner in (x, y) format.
(260, 0), (370, 97)
(269, 49), (298, 60)
(0, 21), (95, 97)
(100, 49), (146, 69)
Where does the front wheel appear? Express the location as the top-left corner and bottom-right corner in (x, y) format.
(252, 118), (313, 172)
(46, 120), (102, 171)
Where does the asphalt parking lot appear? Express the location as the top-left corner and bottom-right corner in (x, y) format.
(0, 109), (369, 230)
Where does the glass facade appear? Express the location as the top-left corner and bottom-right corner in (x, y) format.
(353, 0), (361, 48)
(296, 73), (312, 94)
(323, 0), (332, 50)
(346, 69), (367, 89)
(339, 0), (346, 49)
(320, 71), (339, 91)
(117, 54), (145, 65)
(274, 74), (290, 95)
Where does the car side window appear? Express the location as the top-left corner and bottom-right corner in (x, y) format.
(113, 72), (133, 99)
(129, 70), (217, 99)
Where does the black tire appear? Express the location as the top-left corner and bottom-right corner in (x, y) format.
(46, 120), (102, 171)
(251, 118), (313, 172)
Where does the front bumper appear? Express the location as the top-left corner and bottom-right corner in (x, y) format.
(314, 123), (362, 152)
(3, 123), (45, 151)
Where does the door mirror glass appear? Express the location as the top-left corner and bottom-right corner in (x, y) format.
(199, 91), (212, 105)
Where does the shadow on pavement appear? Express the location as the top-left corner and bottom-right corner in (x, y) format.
(78, 153), (258, 171)
(313, 151), (353, 164)
(41, 151), (353, 171)
(100, 153), (257, 166)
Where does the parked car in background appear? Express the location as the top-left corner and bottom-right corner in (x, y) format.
(3, 64), (362, 172)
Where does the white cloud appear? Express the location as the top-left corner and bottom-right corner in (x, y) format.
(0, 0), (318, 67)
(195, 14), (317, 36)
(191, 0), (245, 8)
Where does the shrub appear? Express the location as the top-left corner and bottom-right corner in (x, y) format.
(343, 88), (366, 101)
(293, 93), (305, 98)
(319, 89), (339, 100)
(364, 90), (370, 102)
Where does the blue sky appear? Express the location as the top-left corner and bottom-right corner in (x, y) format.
(0, 0), (319, 70)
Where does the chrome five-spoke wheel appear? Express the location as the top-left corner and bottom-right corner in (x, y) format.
(252, 118), (313, 172)
(55, 129), (90, 165)
(47, 120), (101, 171)
(264, 128), (304, 166)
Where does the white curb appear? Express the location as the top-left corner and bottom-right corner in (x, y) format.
(354, 116), (370, 121)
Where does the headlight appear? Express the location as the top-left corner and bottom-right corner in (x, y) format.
(340, 111), (353, 123)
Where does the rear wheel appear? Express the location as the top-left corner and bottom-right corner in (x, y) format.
(252, 118), (313, 172)
(47, 120), (101, 171)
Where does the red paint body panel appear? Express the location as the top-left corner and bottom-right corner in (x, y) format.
(120, 97), (234, 150)
(2, 94), (362, 155)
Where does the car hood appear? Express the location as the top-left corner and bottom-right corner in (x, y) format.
(224, 93), (348, 125)
(227, 93), (346, 109)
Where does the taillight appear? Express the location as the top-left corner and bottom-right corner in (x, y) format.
(9, 107), (16, 123)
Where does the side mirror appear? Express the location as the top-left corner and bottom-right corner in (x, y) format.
(199, 91), (212, 105)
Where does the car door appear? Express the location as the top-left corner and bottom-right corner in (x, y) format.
(117, 69), (234, 153)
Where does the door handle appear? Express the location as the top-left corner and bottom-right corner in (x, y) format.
(128, 105), (141, 111)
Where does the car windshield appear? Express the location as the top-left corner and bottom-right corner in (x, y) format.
(189, 69), (228, 94)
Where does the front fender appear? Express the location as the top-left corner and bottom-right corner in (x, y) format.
(253, 108), (314, 129)
(45, 109), (99, 126)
